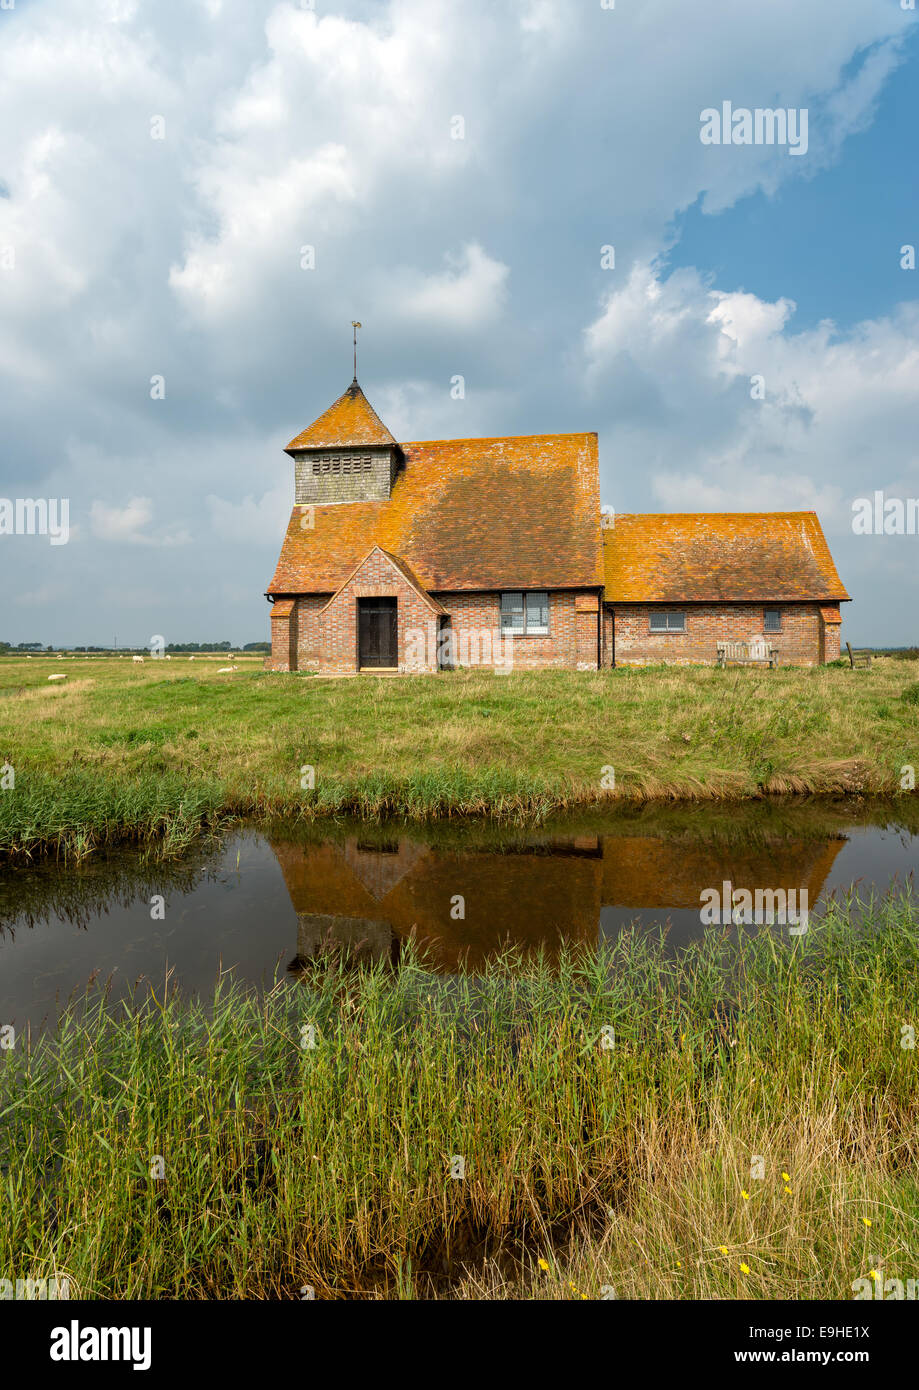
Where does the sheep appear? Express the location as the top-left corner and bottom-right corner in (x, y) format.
(217, 665), (239, 673)
(48, 674), (67, 682)
(132, 655), (144, 664)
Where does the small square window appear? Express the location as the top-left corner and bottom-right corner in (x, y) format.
(764, 608), (782, 633)
(649, 611), (685, 633)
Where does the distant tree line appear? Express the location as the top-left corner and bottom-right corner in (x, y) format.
(1, 640), (271, 653)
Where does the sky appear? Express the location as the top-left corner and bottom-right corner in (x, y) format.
(0, 0), (917, 647)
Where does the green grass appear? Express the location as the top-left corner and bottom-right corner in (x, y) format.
(0, 654), (917, 857)
(1, 896), (917, 1299)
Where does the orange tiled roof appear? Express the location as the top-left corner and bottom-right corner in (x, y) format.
(318, 546), (448, 614)
(285, 381), (398, 451)
(269, 432), (604, 595)
(603, 512), (850, 603)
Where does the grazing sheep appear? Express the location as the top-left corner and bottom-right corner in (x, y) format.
(48, 674), (67, 682)
(216, 666), (236, 673)
(132, 655), (144, 664)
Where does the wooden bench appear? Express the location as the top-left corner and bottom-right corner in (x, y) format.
(845, 641), (872, 669)
(717, 641), (777, 669)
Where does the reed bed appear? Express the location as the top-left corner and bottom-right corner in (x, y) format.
(2, 895), (917, 1299)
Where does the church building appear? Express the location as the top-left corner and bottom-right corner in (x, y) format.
(265, 374), (848, 673)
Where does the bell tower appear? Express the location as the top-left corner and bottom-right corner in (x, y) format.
(285, 324), (401, 506)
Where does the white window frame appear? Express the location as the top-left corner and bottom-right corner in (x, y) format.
(649, 610), (686, 634)
(500, 591), (550, 636)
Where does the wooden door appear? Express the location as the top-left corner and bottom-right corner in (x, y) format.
(358, 598), (397, 668)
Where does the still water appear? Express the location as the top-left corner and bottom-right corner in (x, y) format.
(1, 798), (916, 1029)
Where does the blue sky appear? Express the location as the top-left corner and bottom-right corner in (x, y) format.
(0, 0), (917, 647)
(669, 44), (919, 334)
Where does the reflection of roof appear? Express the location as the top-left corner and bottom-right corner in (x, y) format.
(341, 836), (428, 900)
(600, 837), (846, 908)
(269, 432), (604, 595)
(271, 836), (601, 972)
(285, 381), (398, 451)
(603, 513), (850, 603)
(270, 831), (847, 970)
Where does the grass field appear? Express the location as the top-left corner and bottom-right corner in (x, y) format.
(0, 653), (917, 858)
(2, 897), (916, 1299)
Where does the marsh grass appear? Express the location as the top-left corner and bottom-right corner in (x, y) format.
(2, 896), (917, 1299)
(0, 655), (917, 857)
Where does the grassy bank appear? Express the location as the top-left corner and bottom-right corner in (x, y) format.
(0, 655), (917, 857)
(1, 896), (916, 1299)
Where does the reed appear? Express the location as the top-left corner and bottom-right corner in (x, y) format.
(2, 894), (916, 1299)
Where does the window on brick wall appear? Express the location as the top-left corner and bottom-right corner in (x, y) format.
(764, 608), (782, 633)
(649, 611), (685, 633)
(501, 591), (549, 635)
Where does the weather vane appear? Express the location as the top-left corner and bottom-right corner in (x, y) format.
(351, 320), (361, 381)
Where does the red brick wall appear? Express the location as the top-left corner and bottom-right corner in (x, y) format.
(602, 606), (614, 666)
(822, 611), (842, 662)
(316, 550), (441, 674)
(609, 603), (835, 667)
(269, 594), (838, 672)
(296, 595), (331, 669)
(267, 609), (296, 671)
(431, 591), (599, 671)
(268, 587), (602, 672)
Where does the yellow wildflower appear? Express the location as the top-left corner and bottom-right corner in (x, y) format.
(538, 1258), (550, 1272)
(862, 1217), (872, 1228)
(741, 1190), (751, 1200)
(718, 1245), (728, 1255)
(782, 1171), (790, 1182)
(740, 1263), (751, 1275)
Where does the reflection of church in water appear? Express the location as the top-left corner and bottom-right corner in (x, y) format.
(272, 829), (846, 974)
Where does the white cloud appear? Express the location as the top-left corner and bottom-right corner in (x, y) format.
(206, 487), (291, 545)
(381, 243), (509, 331)
(584, 262), (919, 531)
(90, 497), (191, 547)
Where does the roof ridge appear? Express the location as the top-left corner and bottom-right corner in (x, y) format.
(402, 430), (597, 449)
